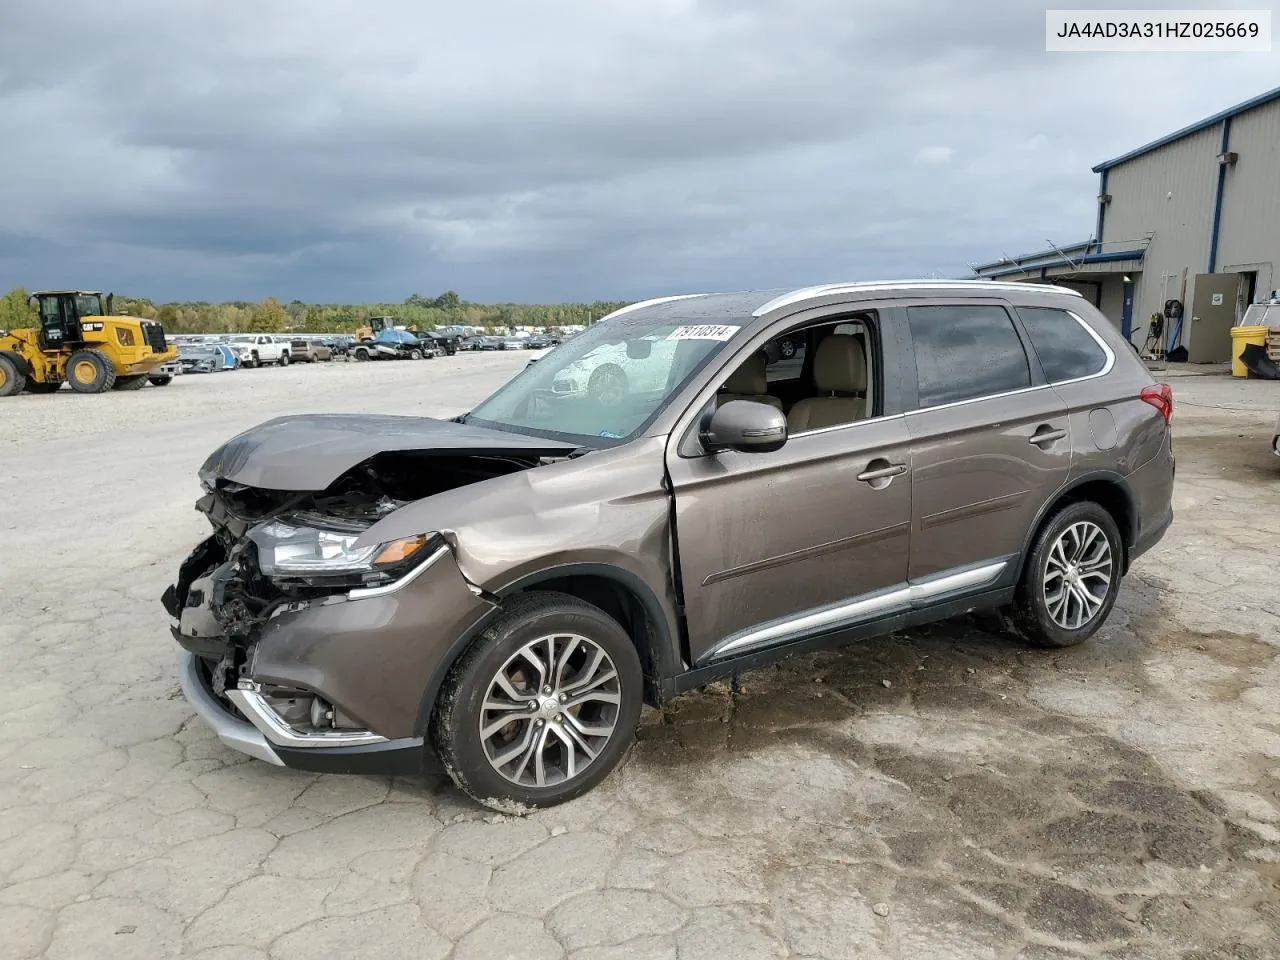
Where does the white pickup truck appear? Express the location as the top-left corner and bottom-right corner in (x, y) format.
(227, 335), (291, 368)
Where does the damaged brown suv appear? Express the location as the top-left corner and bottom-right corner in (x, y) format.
(168, 281), (1175, 809)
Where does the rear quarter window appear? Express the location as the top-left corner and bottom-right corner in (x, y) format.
(1015, 307), (1109, 382)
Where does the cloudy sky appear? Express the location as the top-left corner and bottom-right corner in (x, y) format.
(0, 1), (1276, 303)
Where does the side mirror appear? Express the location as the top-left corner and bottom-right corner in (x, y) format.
(703, 400), (787, 453)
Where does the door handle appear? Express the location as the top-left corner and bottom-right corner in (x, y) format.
(1028, 426), (1068, 446)
(857, 459), (907, 483)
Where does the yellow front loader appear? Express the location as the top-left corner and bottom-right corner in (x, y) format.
(0, 291), (179, 396)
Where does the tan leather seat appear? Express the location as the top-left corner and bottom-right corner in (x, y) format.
(718, 353), (783, 410)
(787, 335), (867, 432)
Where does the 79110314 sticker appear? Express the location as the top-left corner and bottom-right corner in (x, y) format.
(666, 324), (737, 342)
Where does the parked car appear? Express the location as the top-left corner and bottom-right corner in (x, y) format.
(168, 280), (1174, 811)
(352, 328), (435, 361)
(323, 335), (355, 358)
(178, 344), (219, 374)
(474, 336), (504, 351)
(524, 335), (553, 349)
(291, 339), (333, 363)
(228, 334), (291, 367)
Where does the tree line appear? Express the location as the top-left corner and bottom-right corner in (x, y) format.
(0, 287), (630, 335)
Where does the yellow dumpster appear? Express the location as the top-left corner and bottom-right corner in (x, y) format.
(1231, 325), (1269, 377)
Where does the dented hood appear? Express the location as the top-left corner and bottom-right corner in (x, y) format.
(199, 414), (577, 491)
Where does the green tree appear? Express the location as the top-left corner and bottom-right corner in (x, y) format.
(249, 297), (287, 333)
(0, 287), (36, 330)
(432, 290), (461, 311)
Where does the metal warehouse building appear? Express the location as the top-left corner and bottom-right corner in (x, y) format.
(974, 85), (1280, 363)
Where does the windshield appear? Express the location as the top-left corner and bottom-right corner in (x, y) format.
(466, 318), (743, 444)
(75, 294), (104, 317)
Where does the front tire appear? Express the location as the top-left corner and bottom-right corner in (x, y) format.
(409, 349), (423, 360)
(66, 349), (116, 393)
(1002, 501), (1122, 648)
(431, 592), (643, 811)
(0, 355), (27, 396)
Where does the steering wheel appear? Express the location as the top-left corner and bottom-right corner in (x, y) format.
(587, 363), (629, 407)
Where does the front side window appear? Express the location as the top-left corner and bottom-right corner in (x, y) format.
(1016, 307), (1109, 382)
(466, 319), (744, 445)
(908, 305), (1030, 407)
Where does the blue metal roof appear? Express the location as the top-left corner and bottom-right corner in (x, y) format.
(1092, 85), (1280, 172)
(978, 248), (1146, 280)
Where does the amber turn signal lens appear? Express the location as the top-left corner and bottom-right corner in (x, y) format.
(372, 534), (429, 566)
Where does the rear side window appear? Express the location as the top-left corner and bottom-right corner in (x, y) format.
(1016, 307), (1109, 382)
(907, 305), (1031, 407)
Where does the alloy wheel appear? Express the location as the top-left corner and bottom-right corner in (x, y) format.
(478, 633), (621, 788)
(1043, 520), (1113, 630)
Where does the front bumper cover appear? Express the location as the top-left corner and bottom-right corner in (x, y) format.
(179, 652), (428, 775)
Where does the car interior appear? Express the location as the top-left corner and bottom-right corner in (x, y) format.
(715, 314), (877, 433)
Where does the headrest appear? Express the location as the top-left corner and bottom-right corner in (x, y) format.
(814, 335), (866, 393)
(721, 352), (767, 395)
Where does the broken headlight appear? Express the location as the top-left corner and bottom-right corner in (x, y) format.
(249, 516), (431, 579)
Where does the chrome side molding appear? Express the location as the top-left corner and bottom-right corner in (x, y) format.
(701, 560), (1008, 663)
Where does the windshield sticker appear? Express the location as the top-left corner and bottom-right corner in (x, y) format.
(666, 324), (736, 342)
(598, 430), (623, 439)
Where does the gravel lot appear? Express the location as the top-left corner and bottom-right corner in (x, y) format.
(1, 356), (1278, 959)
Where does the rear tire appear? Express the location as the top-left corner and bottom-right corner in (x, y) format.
(113, 374), (149, 391)
(1001, 501), (1122, 648)
(431, 592), (643, 811)
(148, 375), (173, 386)
(0, 356), (27, 396)
(355, 347), (370, 362)
(66, 349), (116, 393)
(278, 353), (289, 366)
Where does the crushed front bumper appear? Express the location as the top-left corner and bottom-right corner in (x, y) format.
(172, 541), (494, 776)
(179, 651), (430, 775)
(178, 652), (283, 766)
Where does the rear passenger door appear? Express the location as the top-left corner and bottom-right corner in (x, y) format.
(903, 301), (1071, 585)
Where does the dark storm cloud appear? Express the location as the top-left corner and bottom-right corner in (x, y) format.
(0, 0), (1276, 301)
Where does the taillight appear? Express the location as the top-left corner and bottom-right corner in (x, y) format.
(1140, 383), (1173, 423)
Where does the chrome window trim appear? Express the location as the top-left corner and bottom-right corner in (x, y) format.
(347, 544), (450, 600)
(703, 560), (1008, 662)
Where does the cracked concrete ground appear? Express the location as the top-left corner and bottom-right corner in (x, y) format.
(1, 355), (1278, 959)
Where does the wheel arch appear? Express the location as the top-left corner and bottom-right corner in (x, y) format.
(1015, 471), (1138, 582)
(414, 562), (678, 737)
(0, 349), (32, 378)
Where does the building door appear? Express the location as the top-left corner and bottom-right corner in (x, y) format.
(1120, 281), (1135, 339)
(1187, 273), (1240, 363)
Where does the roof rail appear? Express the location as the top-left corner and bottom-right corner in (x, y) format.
(596, 294), (708, 323)
(752, 279), (1083, 316)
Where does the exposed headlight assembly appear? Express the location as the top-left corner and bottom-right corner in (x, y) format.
(249, 516), (434, 583)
